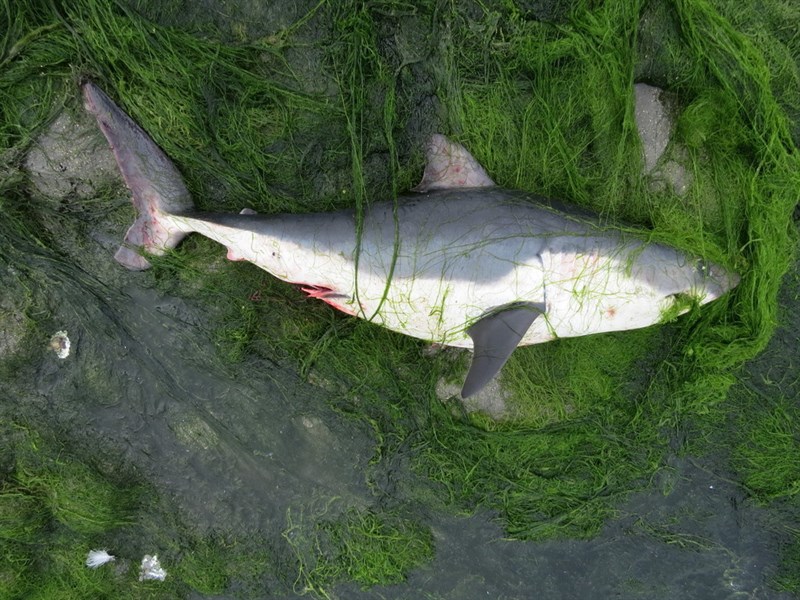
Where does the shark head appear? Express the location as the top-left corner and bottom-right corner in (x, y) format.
(635, 246), (740, 320)
(541, 240), (740, 345)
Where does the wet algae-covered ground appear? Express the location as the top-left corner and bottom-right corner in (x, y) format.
(1, 0), (800, 598)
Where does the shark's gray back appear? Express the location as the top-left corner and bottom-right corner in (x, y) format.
(357, 188), (628, 285)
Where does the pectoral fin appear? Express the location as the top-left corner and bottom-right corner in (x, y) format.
(461, 302), (546, 398)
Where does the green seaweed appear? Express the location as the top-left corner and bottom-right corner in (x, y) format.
(283, 503), (434, 597)
(734, 395), (800, 502)
(173, 535), (231, 595)
(775, 527), (800, 594)
(0, 425), (141, 599)
(1, 0), (800, 596)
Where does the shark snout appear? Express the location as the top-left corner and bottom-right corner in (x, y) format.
(700, 262), (740, 303)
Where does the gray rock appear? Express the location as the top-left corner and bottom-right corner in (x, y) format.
(436, 376), (512, 421)
(25, 110), (119, 201)
(634, 83), (672, 174)
(633, 83), (692, 195)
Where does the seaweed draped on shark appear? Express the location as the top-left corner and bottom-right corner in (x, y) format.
(82, 81), (739, 398)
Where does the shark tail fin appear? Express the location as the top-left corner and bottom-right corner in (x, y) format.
(83, 81), (194, 270)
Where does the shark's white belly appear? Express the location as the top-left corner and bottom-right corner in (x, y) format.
(354, 238), (673, 349)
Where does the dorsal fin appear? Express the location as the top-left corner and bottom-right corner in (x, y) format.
(412, 134), (495, 192)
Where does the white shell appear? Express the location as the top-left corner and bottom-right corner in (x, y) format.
(49, 330), (70, 359)
(86, 549), (115, 568)
(139, 554), (167, 581)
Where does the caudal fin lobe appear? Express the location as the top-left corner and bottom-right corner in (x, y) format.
(83, 81), (194, 270)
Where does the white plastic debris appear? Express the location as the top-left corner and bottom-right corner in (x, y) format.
(139, 554), (167, 581)
(86, 549), (115, 568)
(49, 330), (70, 359)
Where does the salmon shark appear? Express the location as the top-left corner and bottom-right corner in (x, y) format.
(83, 81), (739, 398)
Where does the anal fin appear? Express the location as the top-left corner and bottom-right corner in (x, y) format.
(461, 302), (546, 398)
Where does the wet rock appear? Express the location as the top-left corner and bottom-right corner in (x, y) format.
(171, 414), (220, 452)
(633, 83), (691, 195)
(634, 83), (672, 174)
(436, 377), (512, 421)
(298, 414), (337, 451)
(25, 110), (119, 201)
